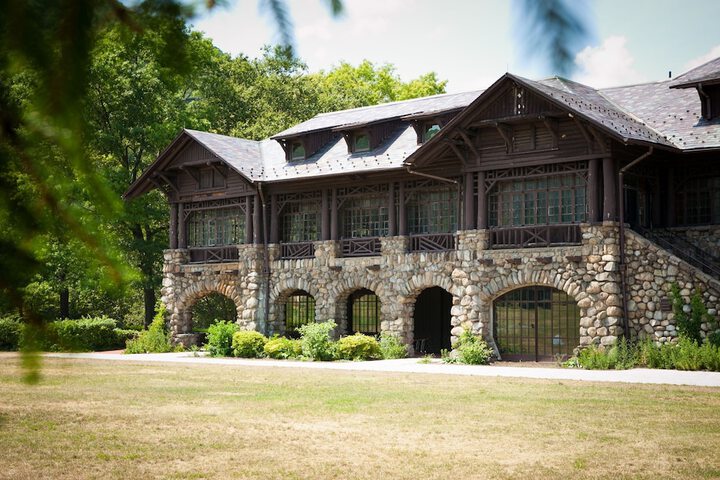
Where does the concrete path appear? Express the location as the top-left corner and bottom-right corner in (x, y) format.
(42, 352), (720, 388)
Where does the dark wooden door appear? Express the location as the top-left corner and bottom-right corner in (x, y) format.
(413, 287), (452, 354)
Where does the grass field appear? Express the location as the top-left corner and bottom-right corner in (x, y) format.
(1, 356), (719, 479)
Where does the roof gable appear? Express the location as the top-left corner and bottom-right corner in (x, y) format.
(669, 56), (720, 88)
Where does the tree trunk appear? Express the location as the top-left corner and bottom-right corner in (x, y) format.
(144, 287), (156, 327)
(59, 287), (70, 319)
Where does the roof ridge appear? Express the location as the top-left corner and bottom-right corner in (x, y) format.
(313, 90), (482, 118)
(674, 55), (720, 80)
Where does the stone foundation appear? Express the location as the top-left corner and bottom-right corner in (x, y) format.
(160, 223), (720, 353)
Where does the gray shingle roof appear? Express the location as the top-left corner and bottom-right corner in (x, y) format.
(271, 90), (482, 139)
(669, 56), (720, 88)
(523, 75), (675, 147)
(600, 81), (720, 151)
(184, 129), (265, 181)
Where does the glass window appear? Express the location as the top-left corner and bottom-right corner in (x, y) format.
(354, 133), (370, 152)
(291, 141), (305, 160)
(285, 291), (315, 337)
(488, 173), (586, 227)
(187, 208), (244, 246)
(341, 196), (388, 238)
(348, 289), (380, 335)
(423, 123), (441, 142)
(407, 186), (457, 234)
(676, 176), (720, 225)
(281, 201), (320, 242)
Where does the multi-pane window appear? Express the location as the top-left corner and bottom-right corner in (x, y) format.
(354, 132), (370, 152)
(199, 167), (225, 189)
(187, 208), (244, 247)
(423, 123), (441, 142)
(348, 289), (380, 335)
(488, 174), (586, 227)
(407, 187), (458, 234)
(341, 196), (388, 238)
(291, 141), (305, 161)
(281, 202), (320, 242)
(676, 176), (720, 225)
(285, 291), (315, 336)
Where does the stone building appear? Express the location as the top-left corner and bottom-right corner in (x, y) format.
(125, 58), (720, 360)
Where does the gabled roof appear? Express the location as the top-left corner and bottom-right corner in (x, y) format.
(669, 56), (720, 88)
(271, 90), (482, 139)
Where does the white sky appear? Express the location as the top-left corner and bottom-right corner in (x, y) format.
(192, 0), (720, 92)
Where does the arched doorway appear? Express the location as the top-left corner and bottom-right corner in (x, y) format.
(413, 287), (452, 354)
(493, 286), (579, 361)
(284, 290), (316, 338)
(189, 292), (238, 344)
(347, 289), (380, 335)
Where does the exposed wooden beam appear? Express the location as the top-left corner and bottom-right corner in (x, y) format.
(587, 125), (608, 153)
(208, 162), (227, 179)
(458, 129), (481, 161)
(179, 165), (200, 186)
(572, 117), (593, 153)
(470, 111), (566, 127)
(445, 138), (468, 165)
(157, 173), (179, 194)
(493, 123), (512, 152)
(541, 117), (559, 147)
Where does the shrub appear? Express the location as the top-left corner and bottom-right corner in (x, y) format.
(263, 336), (301, 359)
(205, 321), (240, 357)
(454, 330), (493, 365)
(125, 307), (173, 354)
(670, 284), (706, 344)
(708, 330), (720, 348)
(699, 342), (720, 371)
(298, 320), (336, 361)
(335, 333), (381, 361)
(0, 316), (22, 351)
(379, 332), (407, 359)
(47, 317), (122, 352)
(577, 344), (612, 370)
(638, 340), (675, 369)
(230, 330), (267, 358)
(114, 328), (139, 346)
(578, 338), (638, 370)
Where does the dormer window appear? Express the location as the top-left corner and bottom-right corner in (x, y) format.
(423, 123), (441, 142)
(291, 141), (306, 161)
(354, 132), (370, 153)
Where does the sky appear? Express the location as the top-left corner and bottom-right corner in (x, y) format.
(191, 0), (720, 93)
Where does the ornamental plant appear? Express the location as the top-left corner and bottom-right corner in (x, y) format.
(334, 333), (381, 361)
(230, 330), (267, 358)
(298, 320), (336, 361)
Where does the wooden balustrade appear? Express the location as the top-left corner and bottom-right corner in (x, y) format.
(409, 233), (456, 252)
(280, 241), (316, 259)
(340, 237), (382, 257)
(489, 224), (581, 249)
(188, 246), (239, 263)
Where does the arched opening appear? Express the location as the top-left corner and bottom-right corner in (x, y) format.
(284, 290), (316, 338)
(493, 286), (579, 361)
(412, 287), (452, 354)
(347, 289), (380, 335)
(189, 292), (238, 342)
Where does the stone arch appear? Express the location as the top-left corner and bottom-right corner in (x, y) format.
(268, 278), (320, 336)
(479, 269), (587, 360)
(394, 273), (462, 346)
(171, 277), (244, 339)
(330, 277), (387, 337)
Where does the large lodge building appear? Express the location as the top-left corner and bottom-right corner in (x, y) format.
(125, 57), (720, 360)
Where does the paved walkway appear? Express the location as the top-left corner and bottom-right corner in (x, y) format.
(43, 352), (720, 387)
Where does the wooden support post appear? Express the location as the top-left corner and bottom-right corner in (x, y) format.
(253, 194), (261, 244)
(666, 169), (675, 227)
(603, 156), (618, 221)
(177, 202), (186, 248)
(245, 196), (252, 244)
(169, 203), (178, 249)
(331, 189), (338, 241)
(477, 171), (487, 229)
(399, 182), (407, 236)
(321, 189), (330, 241)
(270, 194), (279, 243)
(388, 182), (397, 236)
(464, 172), (476, 230)
(652, 177), (662, 228)
(588, 158), (599, 223)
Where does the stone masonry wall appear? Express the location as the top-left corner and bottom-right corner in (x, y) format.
(160, 222), (659, 355)
(670, 226), (720, 260)
(625, 230), (720, 343)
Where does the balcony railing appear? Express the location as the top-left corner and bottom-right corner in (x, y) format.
(188, 245), (239, 263)
(340, 237), (382, 257)
(280, 241), (316, 259)
(409, 233), (456, 252)
(490, 224), (582, 249)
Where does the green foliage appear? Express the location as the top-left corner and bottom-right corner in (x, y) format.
(230, 330), (267, 358)
(379, 332), (407, 359)
(334, 334), (381, 361)
(670, 283), (706, 344)
(577, 339), (637, 370)
(298, 320), (336, 361)
(205, 321), (240, 357)
(440, 348), (458, 364)
(263, 336), (302, 359)
(454, 330), (493, 365)
(45, 317), (124, 352)
(708, 330), (720, 347)
(125, 306), (173, 354)
(0, 316), (22, 351)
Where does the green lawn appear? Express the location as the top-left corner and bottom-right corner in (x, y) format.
(1, 355), (719, 479)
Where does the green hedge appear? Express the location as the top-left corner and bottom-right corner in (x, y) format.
(0, 316), (22, 351)
(335, 333), (381, 361)
(125, 308), (174, 354)
(45, 317), (125, 352)
(231, 330), (267, 358)
(263, 336), (301, 359)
